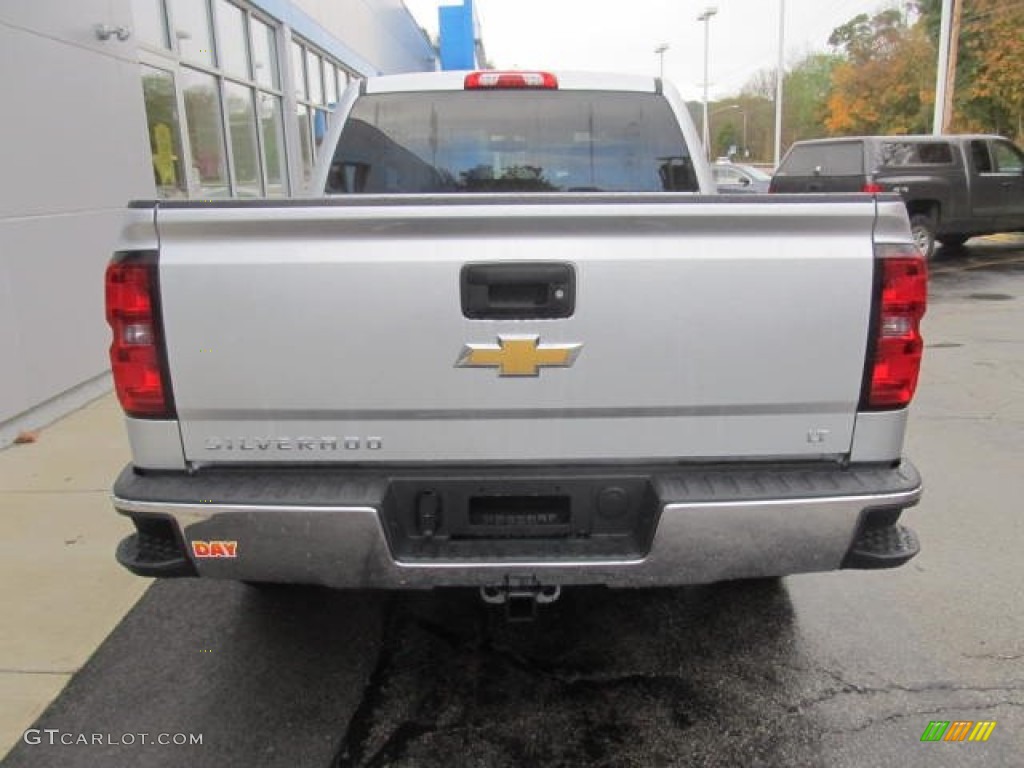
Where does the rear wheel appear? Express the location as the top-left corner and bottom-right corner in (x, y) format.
(910, 214), (937, 259)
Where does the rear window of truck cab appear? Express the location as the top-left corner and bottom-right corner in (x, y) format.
(325, 90), (699, 194)
(775, 141), (864, 176)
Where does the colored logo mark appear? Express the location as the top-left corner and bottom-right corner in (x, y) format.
(920, 721), (996, 742)
(191, 540), (238, 558)
(456, 335), (582, 377)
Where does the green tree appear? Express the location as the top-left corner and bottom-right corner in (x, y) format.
(704, 96), (774, 162)
(784, 53), (840, 146)
(738, 53), (838, 159)
(955, 0), (1024, 141)
(717, 1), (1022, 154)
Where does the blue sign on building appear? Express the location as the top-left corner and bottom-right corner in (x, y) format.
(439, 0), (479, 70)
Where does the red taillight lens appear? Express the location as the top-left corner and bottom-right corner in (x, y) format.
(464, 71), (558, 89)
(862, 182), (884, 193)
(105, 254), (173, 418)
(864, 246), (927, 409)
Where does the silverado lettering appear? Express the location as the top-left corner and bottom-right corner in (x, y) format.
(204, 437), (341, 451)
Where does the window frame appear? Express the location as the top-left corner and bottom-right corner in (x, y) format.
(991, 140), (1024, 174)
(135, 0), (291, 198)
(878, 141), (955, 168)
(289, 34), (358, 187)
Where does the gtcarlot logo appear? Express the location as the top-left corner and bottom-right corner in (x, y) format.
(23, 729), (203, 746)
(920, 720), (997, 742)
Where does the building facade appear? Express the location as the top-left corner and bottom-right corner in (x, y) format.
(0, 0), (436, 447)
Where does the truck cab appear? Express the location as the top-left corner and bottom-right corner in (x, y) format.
(770, 134), (1024, 257)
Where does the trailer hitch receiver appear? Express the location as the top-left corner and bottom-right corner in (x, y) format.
(479, 576), (561, 622)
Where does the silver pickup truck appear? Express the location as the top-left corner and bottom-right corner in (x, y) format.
(108, 71), (926, 608)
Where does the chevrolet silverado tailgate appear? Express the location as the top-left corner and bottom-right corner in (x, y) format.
(153, 195), (878, 464)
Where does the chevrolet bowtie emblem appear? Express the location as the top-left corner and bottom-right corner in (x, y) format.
(456, 335), (583, 377)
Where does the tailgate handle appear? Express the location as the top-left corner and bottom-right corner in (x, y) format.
(461, 262), (575, 319)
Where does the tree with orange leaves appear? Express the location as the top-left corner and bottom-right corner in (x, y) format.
(953, 0), (1024, 141)
(824, 9), (936, 135)
(825, 1), (1023, 142)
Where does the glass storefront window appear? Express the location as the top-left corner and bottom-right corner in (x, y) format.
(135, 4), (367, 199)
(306, 50), (323, 105)
(259, 93), (288, 196)
(290, 39), (352, 191)
(295, 105), (313, 190)
(250, 17), (279, 89)
(132, 0), (169, 49)
(224, 82), (260, 196)
(313, 107), (329, 157)
(181, 68), (229, 197)
(140, 65), (186, 197)
(325, 64), (337, 107)
(170, 0), (215, 67)
(291, 42), (306, 100)
(214, 0), (249, 79)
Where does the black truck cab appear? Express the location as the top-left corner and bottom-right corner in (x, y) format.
(770, 134), (1024, 258)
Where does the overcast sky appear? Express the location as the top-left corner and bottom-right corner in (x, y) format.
(403, 0), (904, 101)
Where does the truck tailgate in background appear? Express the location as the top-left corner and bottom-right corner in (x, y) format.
(152, 195), (878, 465)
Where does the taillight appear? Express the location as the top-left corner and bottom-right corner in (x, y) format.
(464, 71), (558, 90)
(105, 252), (174, 418)
(862, 182), (884, 193)
(862, 245), (927, 409)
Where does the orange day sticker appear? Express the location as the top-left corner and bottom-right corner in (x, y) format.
(191, 540), (238, 558)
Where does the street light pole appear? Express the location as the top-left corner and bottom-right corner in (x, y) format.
(654, 43), (669, 80)
(698, 7), (718, 160)
(742, 109), (748, 156)
(774, 0), (785, 167)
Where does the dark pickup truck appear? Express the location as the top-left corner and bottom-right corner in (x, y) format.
(769, 134), (1024, 258)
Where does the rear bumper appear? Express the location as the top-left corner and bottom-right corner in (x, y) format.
(111, 461), (922, 588)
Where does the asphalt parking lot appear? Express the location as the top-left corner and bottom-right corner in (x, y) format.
(3, 239), (1023, 768)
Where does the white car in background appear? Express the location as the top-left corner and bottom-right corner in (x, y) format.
(712, 162), (773, 193)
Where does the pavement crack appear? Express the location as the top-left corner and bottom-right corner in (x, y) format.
(331, 595), (403, 768)
(359, 721), (439, 768)
(790, 663), (1024, 712)
(330, 594), (706, 768)
(962, 652), (1024, 661)
(481, 625), (688, 692)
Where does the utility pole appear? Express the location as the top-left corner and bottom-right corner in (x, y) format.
(698, 7), (718, 160)
(774, 0), (785, 167)
(933, 0), (953, 134)
(942, 0), (962, 133)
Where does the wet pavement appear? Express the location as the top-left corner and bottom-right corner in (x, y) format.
(4, 239), (1023, 768)
(336, 582), (819, 768)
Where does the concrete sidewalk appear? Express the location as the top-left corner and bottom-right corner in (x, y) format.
(0, 394), (148, 759)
